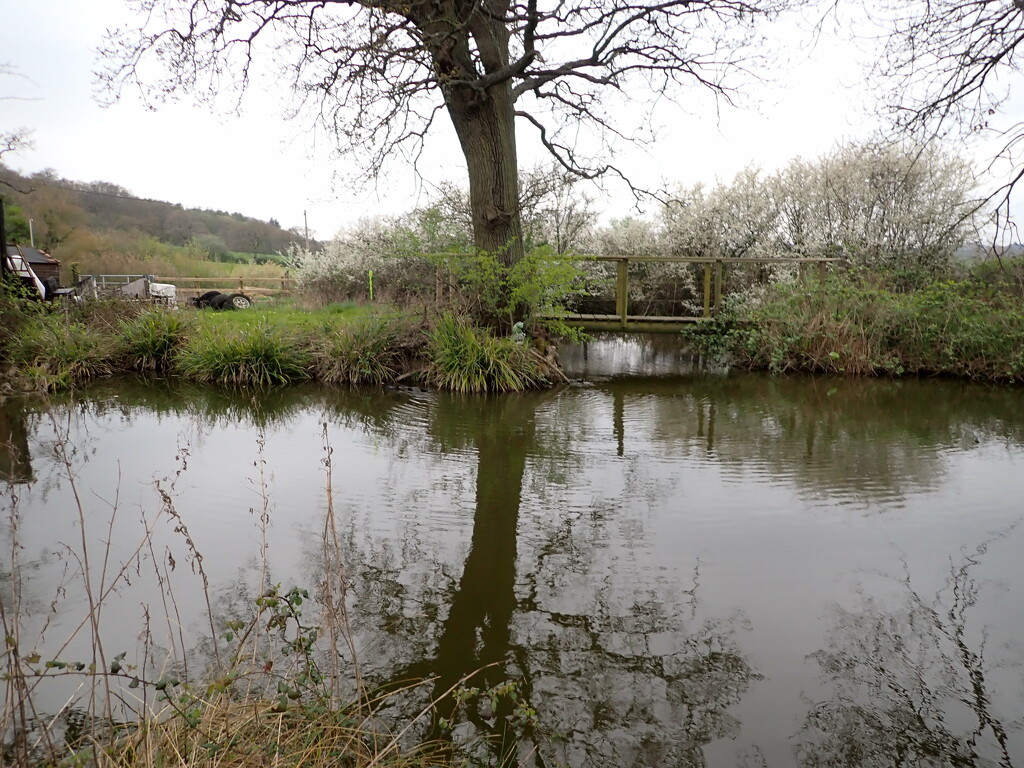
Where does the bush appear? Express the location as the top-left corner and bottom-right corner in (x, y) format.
(286, 216), (590, 330)
(438, 245), (589, 331)
(685, 274), (1024, 381)
(285, 223), (438, 307)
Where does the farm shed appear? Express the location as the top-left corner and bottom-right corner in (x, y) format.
(4, 244), (61, 283)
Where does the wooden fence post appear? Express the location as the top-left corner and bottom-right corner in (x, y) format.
(714, 260), (724, 315)
(616, 258), (629, 328)
(702, 263), (712, 318)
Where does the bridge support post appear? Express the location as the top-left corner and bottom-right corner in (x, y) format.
(616, 258), (629, 329)
(702, 263), (712, 318)
(714, 260), (724, 314)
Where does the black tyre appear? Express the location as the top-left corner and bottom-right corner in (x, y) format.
(43, 277), (59, 301)
(195, 290), (222, 308)
(227, 293), (253, 310)
(210, 293), (234, 310)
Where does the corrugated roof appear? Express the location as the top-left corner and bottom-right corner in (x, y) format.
(5, 244), (59, 265)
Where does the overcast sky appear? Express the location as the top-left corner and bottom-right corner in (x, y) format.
(3, 1), (1018, 240)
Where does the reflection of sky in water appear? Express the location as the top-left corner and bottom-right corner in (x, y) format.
(4, 373), (1024, 766)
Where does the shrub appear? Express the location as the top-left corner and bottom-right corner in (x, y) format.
(286, 214), (590, 329)
(285, 225), (438, 307)
(685, 274), (1024, 382)
(438, 245), (589, 331)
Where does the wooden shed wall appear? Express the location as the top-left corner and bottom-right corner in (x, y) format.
(31, 262), (60, 283)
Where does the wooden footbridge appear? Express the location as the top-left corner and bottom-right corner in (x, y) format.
(556, 255), (842, 333)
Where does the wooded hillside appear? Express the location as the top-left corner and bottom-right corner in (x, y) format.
(0, 164), (311, 261)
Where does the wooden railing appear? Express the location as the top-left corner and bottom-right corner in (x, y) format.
(554, 255), (844, 333)
(155, 276), (297, 296)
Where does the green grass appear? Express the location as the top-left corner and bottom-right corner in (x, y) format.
(3, 312), (114, 390)
(1, 301), (555, 393)
(192, 302), (373, 335)
(117, 308), (192, 372)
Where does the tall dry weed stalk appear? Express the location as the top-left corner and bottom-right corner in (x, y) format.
(318, 421), (364, 704)
(2, 411), (186, 763)
(1, 402), (500, 767)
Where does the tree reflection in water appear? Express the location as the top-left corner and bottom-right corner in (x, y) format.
(11, 373), (1023, 764)
(314, 392), (761, 768)
(0, 401), (33, 484)
(795, 529), (1022, 767)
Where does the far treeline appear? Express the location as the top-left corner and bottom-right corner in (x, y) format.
(0, 163), (310, 266)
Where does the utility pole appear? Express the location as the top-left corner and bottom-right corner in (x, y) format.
(303, 209), (309, 251)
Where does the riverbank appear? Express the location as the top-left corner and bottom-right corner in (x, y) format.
(0, 299), (564, 395)
(683, 271), (1024, 382)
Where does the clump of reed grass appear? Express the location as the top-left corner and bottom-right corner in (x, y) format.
(117, 308), (193, 372)
(2, 311), (113, 390)
(174, 322), (311, 387)
(314, 315), (423, 386)
(425, 314), (554, 393)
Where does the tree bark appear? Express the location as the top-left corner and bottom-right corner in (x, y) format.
(441, 14), (523, 268)
(447, 90), (522, 266)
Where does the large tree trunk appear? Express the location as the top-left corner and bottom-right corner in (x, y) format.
(441, 0), (523, 270)
(425, 2), (525, 328)
(446, 82), (523, 266)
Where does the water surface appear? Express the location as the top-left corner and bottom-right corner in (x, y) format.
(3, 344), (1023, 766)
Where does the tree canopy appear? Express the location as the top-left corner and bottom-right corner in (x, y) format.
(102, 0), (793, 265)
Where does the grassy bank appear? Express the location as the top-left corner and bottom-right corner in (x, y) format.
(0, 300), (565, 394)
(685, 272), (1024, 382)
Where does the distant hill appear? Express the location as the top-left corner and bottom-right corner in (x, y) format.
(0, 164), (316, 259)
(954, 243), (1024, 263)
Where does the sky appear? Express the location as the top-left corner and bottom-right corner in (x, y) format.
(2, 1), (1019, 241)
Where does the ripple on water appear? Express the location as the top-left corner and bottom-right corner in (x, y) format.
(8, 373), (1024, 766)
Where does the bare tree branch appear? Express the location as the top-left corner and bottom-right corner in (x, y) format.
(100, 0), (794, 266)
(876, 1), (1024, 237)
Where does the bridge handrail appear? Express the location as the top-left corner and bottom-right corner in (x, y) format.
(551, 254), (846, 264)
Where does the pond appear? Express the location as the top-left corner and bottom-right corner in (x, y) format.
(3, 336), (1024, 766)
